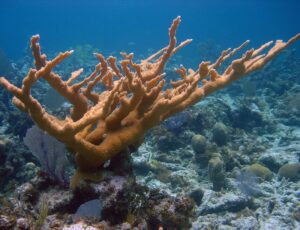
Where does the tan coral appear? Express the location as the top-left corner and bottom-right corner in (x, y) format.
(0, 16), (299, 172)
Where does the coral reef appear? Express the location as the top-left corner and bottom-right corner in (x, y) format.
(0, 16), (300, 229)
(1, 17), (299, 174)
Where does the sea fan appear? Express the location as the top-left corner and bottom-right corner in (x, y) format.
(23, 126), (69, 185)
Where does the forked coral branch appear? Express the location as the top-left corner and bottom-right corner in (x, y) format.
(0, 16), (299, 172)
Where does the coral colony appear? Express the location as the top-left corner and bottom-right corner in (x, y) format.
(0, 16), (299, 176)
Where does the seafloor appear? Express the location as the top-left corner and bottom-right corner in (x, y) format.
(0, 39), (299, 230)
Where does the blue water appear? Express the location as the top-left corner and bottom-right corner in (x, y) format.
(0, 0), (299, 65)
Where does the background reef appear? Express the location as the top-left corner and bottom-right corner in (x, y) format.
(0, 0), (300, 229)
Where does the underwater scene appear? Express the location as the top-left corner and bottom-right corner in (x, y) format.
(0, 0), (300, 229)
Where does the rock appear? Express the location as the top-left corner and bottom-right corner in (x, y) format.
(63, 222), (98, 230)
(230, 216), (258, 229)
(199, 191), (253, 215)
(42, 214), (63, 230)
(15, 182), (38, 203)
(0, 215), (15, 229)
(148, 196), (195, 229)
(16, 218), (30, 230)
(42, 189), (74, 213)
(30, 171), (58, 190)
(188, 189), (204, 206)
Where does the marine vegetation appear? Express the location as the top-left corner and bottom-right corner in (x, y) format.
(1, 17), (298, 176)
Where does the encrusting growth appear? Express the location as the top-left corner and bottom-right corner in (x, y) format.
(0, 17), (299, 172)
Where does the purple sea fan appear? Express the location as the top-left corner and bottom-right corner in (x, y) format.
(23, 126), (69, 185)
